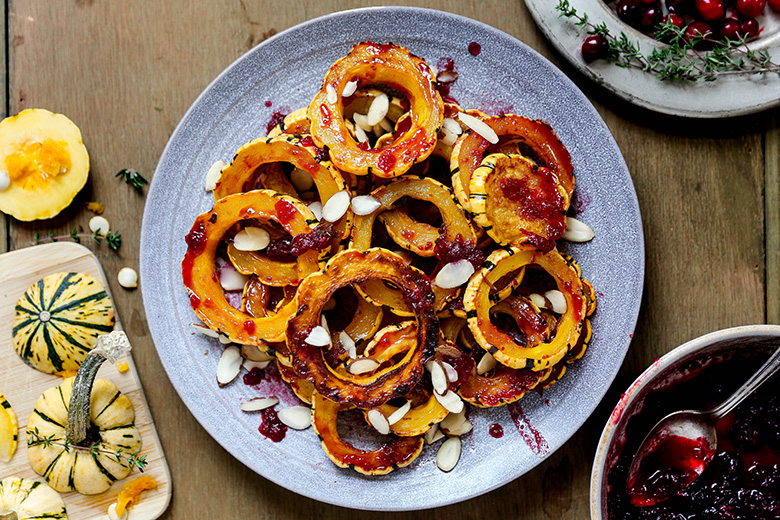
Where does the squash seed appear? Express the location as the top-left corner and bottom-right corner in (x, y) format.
(217, 345), (243, 387)
(436, 436), (462, 472)
(240, 396), (279, 412)
(367, 409), (390, 435)
(278, 406), (312, 430)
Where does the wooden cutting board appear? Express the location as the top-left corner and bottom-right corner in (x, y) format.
(0, 242), (171, 519)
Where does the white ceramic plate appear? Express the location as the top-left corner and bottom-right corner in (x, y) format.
(524, 0), (780, 118)
(140, 6), (644, 511)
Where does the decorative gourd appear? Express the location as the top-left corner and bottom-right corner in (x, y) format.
(0, 477), (68, 520)
(0, 392), (18, 462)
(13, 272), (115, 375)
(26, 331), (142, 495)
(0, 109), (89, 221)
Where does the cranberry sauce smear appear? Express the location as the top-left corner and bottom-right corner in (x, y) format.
(243, 367), (265, 386)
(274, 199), (298, 225)
(434, 234), (485, 269)
(265, 225), (336, 260)
(607, 350), (780, 519)
(258, 407), (287, 442)
(265, 110), (288, 134)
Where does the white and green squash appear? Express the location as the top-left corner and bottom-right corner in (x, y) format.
(27, 331), (142, 495)
(0, 476), (67, 520)
(13, 272), (115, 375)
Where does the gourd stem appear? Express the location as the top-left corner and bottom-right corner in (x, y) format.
(66, 331), (131, 445)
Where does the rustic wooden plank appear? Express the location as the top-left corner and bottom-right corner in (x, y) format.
(766, 118), (780, 324)
(0, 0), (6, 254)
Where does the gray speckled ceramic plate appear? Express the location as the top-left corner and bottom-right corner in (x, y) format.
(140, 7), (644, 511)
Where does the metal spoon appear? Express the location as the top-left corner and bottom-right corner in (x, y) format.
(626, 345), (780, 507)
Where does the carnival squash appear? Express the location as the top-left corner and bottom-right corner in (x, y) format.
(0, 477), (68, 519)
(0, 392), (18, 463)
(13, 272), (115, 375)
(0, 109), (89, 221)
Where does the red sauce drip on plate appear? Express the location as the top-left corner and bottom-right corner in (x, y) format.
(265, 110), (288, 134)
(243, 367), (265, 386)
(264, 100), (272, 108)
(489, 423), (504, 438)
(258, 407), (287, 442)
(508, 402), (549, 457)
(468, 42), (482, 56)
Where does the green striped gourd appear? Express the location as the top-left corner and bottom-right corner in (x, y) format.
(0, 476), (68, 519)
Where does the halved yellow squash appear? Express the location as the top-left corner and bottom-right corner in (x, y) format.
(0, 109), (89, 221)
(0, 391), (18, 462)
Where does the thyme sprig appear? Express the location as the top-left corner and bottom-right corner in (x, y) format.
(556, 0), (780, 81)
(116, 168), (148, 192)
(33, 227), (122, 250)
(27, 427), (147, 473)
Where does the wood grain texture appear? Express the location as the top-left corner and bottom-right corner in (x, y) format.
(0, 242), (170, 519)
(2, 0), (776, 518)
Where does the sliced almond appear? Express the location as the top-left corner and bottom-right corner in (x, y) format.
(377, 117), (393, 133)
(545, 290), (567, 314)
(430, 360), (449, 395)
(353, 112), (373, 132)
(191, 323), (220, 338)
(304, 326), (331, 347)
(434, 260), (475, 289)
(347, 357), (380, 375)
(218, 334), (232, 345)
(439, 128), (458, 146)
(290, 167), (315, 192)
(366, 92), (389, 125)
(387, 400), (412, 425)
(529, 293), (546, 310)
(442, 117), (463, 136)
(205, 160), (226, 192)
(219, 265), (249, 291)
(435, 343), (462, 358)
(339, 331), (356, 359)
(241, 345), (274, 362)
(307, 201), (323, 221)
(342, 80), (358, 98)
(440, 410), (473, 437)
(217, 345), (243, 387)
(326, 83), (338, 104)
(239, 396), (279, 412)
(458, 112), (499, 144)
(351, 195), (382, 215)
(425, 424), (445, 445)
(354, 124), (369, 143)
(244, 360), (271, 371)
(441, 361), (458, 383)
(367, 409), (390, 435)
(434, 389), (464, 414)
(321, 315), (330, 335)
(277, 406), (312, 430)
(233, 227), (270, 251)
(437, 69), (458, 83)
(476, 351), (498, 375)
(563, 216), (595, 242)
(436, 436), (462, 472)
(322, 190), (350, 222)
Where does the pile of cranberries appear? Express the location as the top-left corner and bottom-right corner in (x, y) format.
(582, 0), (780, 62)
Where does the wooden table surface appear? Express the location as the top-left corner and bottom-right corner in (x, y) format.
(1, 1), (778, 518)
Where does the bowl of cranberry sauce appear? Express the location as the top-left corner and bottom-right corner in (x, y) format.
(590, 325), (780, 520)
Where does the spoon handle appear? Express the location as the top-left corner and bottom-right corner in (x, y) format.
(709, 345), (780, 421)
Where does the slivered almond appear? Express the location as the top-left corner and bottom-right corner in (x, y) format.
(387, 400), (412, 425)
(218, 334), (232, 345)
(563, 216), (595, 242)
(354, 124), (369, 143)
(442, 117), (462, 135)
(205, 160), (226, 192)
(339, 331), (356, 359)
(367, 92), (389, 125)
(244, 360), (270, 371)
(347, 357), (380, 375)
(434, 260), (474, 289)
(241, 345), (274, 362)
(529, 293), (546, 310)
(351, 195), (382, 215)
(430, 361), (448, 395)
(304, 326), (331, 347)
(436, 436), (462, 472)
(342, 80), (358, 97)
(477, 352), (498, 375)
(239, 396), (279, 412)
(425, 424), (446, 445)
(545, 290), (567, 314)
(434, 389), (464, 414)
(308, 201), (323, 220)
(367, 409), (391, 434)
(219, 265), (249, 291)
(326, 84), (337, 104)
(322, 191), (350, 222)
(191, 323), (219, 338)
(437, 70), (458, 83)
(233, 227), (270, 251)
(278, 406), (312, 430)
(458, 112), (499, 144)
(353, 112), (373, 132)
(321, 315), (330, 335)
(436, 343), (462, 358)
(439, 128), (458, 146)
(440, 409), (472, 436)
(217, 346), (243, 387)
(377, 118), (393, 133)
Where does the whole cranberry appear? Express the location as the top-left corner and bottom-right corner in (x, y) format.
(638, 0), (659, 3)
(581, 34), (611, 63)
(736, 0), (767, 17)
(720, 17), (742, 39)
(769, 0), (780, 10)
(617, 0), (643, 25)
(663, 13), (686, 28)
(685, 21), (714, 46)
(696, 0), (726, 19)
(666, 0), (694, 13)
(741, 17), (760, 37)
(640, 6), (664, 28)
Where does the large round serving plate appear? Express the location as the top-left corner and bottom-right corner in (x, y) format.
(524, 0), (780, 118)
(140, 6), (644, 511)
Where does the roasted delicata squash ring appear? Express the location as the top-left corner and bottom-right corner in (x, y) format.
(182, 190), (320, 344)
(312, 391), (424, 475)
(277, 358), (316, 405)
(343, 88), (407, 123)
(470, 153), (568, 251)
(463, 246), (587, 371)
(228, 244), (300, 287)
(376, 384), (448, 437)
(341, 287), (384, 344)
(267, 107), (311, 137)
(308, 42), (444, 177)
(286, 248), (438, 409)
(460, 356), (549, 408)
(450, 114), (574, 211)
(241, 276), (271, 318)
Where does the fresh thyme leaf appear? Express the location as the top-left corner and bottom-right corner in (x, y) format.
(70, 228), (80, 244)
(116, 168), (148, 192)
